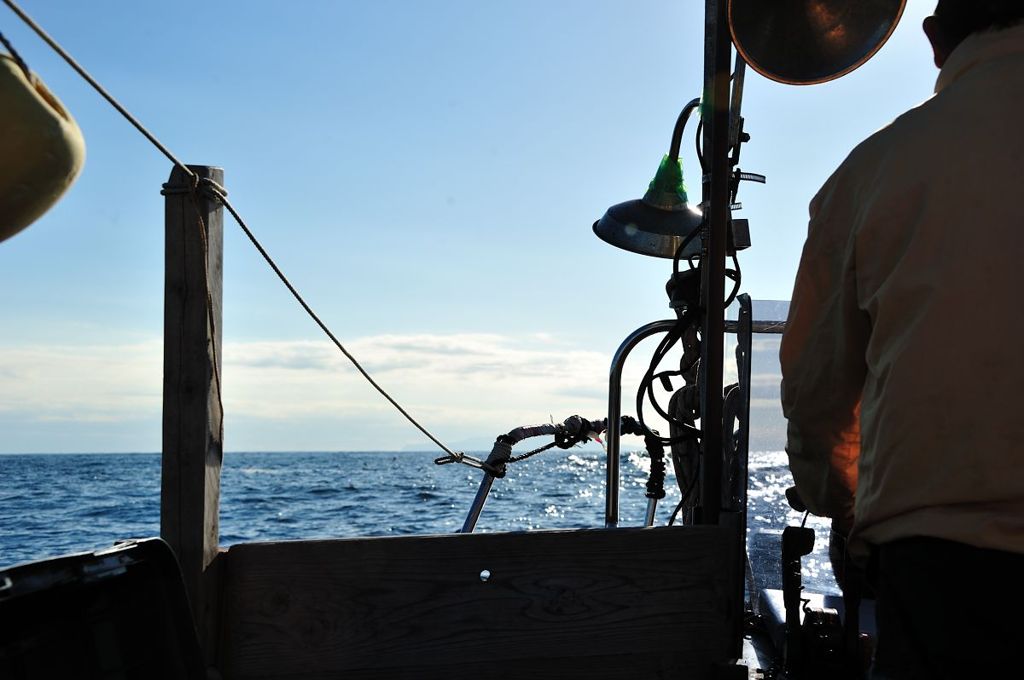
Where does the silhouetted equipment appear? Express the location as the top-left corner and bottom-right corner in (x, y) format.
(729, 0), (907, 85)
(593, 99), (704, 259)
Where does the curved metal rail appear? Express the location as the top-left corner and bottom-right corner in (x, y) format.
(604, 320), (680, 527)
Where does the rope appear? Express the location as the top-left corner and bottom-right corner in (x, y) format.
(434, 451), (486, 469)
(1, 0), (193, 178)
(668, 472), (699, 526)
(186, 177), (226, 444)
(0, 27), (30, 78)
(2, 0), (461, 461)
(440, 415), (604, 470)
(507, 441), (558, 464)
(207, 180), (461, 460)
(644, 436), (667, 500)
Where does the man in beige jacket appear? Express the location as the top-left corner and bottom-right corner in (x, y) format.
(780, 1), (1024, 676)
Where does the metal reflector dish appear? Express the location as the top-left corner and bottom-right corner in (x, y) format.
(593, 198), (703, 259)
(728, 0), (907, 85)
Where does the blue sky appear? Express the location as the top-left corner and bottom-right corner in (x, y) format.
(0, 1), (938, 453)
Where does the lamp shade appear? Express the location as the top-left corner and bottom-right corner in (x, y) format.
(593, 154), (703, 259)
(729, 0), (907, 85)
(593, 199), (703, 259)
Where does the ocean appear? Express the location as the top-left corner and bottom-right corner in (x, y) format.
(0, 449), (838, 594)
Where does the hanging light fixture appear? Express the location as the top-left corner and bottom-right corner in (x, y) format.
(593, 98), (703, 259)
(728, 0), (907, 86)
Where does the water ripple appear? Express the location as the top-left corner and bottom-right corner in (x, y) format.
(0, 451), (837, 594)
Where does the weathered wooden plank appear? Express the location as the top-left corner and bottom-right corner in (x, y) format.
(222, 653), (727, 680)
(160, 164), (224, 659)
(219, 526), (739, 679)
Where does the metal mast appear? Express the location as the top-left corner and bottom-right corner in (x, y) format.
(697, 0), (733, 526)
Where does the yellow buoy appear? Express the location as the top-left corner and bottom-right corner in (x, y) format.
(0, 53), (85, 243)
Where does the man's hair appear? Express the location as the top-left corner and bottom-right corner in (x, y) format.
(935, 0), (1024, 47)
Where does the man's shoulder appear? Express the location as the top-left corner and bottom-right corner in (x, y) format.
(814, 94), (943, 212)
(843, 96), (940, 173)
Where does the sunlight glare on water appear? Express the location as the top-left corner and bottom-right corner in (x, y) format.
(0, 449), (837, 594)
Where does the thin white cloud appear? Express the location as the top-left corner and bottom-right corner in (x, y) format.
(0, 341), (164, 421)
(221, 334), (620, 444)
(0, 331), (788, 452)
(0, 333), (636, 451)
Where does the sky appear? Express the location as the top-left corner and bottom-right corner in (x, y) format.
(0, 1), (940, 453)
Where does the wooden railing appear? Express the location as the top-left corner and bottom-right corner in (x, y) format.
(216, 526), (739, 679)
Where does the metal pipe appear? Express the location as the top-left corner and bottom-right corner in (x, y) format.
(724, 319), (785, 334)
(460, 473), (496, 533)
(459, 438), (515, 533)
(644, 498), (658, 527)
(668, 97), (703, 162)
(697, 0), (732, 526)
(605, 319), (679, 528)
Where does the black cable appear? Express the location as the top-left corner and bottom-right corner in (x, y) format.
(638, 377), (700, 444)
(672, 223), (704, 281)
(668, 470), (699, 526)
(668, 98), (702, 162)
(724, 253), (743, 309)
(635, 326), (682, 432)
(639, 367), (697, 439)
(634, 314), (703, 446)
(507, 441), (559, 464)
(695, 117), (706, 171)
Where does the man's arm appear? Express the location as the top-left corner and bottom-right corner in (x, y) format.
(780, 174), (870, 526)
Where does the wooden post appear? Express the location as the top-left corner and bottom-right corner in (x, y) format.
(161, 164), (224, 658)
